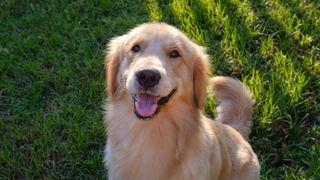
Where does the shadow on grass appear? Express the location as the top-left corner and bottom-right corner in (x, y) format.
(223, 0), (320, 175)
(217, 0), (295, 173)
(277, 0), (320, 40)
(248, 0), (319, 117)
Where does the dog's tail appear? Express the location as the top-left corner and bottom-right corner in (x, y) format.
(210, 76), (254, 140)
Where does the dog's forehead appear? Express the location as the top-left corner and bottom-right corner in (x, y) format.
(123, 23), (199, 56)
(130, 23), (184, 41)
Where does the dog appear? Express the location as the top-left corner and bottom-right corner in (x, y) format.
(103, 22), (260, 180)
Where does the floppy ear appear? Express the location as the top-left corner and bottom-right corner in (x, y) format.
(193, 47), (211, 109)
(105, 36), (124, 98)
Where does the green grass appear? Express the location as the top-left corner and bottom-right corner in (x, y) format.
(1, 0), (319, 179)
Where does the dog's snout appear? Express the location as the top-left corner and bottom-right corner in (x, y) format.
(136, 69), (161, 89)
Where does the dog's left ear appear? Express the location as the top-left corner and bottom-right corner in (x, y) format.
(193, 47), (211, 109)
(105, 35), (125, 98)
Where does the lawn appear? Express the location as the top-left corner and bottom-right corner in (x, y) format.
(0, 0), (319, 179)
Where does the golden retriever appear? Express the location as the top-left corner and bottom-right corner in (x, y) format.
(103, 22), (260, 180)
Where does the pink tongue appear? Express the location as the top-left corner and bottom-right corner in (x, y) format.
(135, 94), (158, 117)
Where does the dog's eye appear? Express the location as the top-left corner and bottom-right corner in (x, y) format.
(131, 44), (141, 53)
(169, 50), (180, 58)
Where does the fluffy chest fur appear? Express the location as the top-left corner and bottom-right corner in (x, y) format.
(104, 97), (217, 180)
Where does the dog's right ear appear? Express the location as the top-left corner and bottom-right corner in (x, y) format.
(105, 36), (125, 98)
(193, 46), (211, 109)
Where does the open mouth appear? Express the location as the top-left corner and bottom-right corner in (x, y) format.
(132, 89), (176, 119)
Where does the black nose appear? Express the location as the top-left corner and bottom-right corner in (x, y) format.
(136, 69), (161, 89)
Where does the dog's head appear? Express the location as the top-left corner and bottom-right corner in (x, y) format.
(105, 23), (210, 119)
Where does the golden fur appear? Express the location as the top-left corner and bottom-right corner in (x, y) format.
(104, 22), (260, 180)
